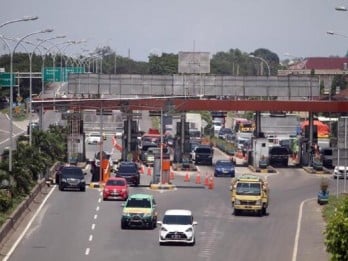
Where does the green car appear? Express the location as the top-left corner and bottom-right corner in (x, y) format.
(121, 194), (158, 229)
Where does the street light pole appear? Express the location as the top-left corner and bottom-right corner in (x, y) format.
(0, 16), (38, 29)
(249, 54), (271, 76)
(326, 31), (348, 38)
(3, 28), (53, 172)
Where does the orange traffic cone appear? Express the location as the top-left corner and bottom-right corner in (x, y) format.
(195, 172), (201, 184)
(204, 173), (209, 186)
(147, 167), (152, 176)
(170, 171), (175, 180)
(208, 175), (214, 190)
(184, 172), (190, 182)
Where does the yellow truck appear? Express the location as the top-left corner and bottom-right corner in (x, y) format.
(230, 174), (269, 216)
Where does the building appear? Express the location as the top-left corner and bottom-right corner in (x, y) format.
(278, 57), (348, 95)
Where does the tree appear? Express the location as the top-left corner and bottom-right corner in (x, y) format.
(148, 53), (178, 75)
(325, 196), (348, 260)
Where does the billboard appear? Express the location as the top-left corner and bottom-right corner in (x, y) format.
(178, 52), (210, 74)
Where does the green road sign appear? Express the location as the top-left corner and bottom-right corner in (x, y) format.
(43, 67), (85, 83)
(0, 72), (16, 87)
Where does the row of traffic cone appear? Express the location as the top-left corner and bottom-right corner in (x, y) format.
(184, 172), (214, 189)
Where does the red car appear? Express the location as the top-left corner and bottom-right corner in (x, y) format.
(103, 177), (129, 201)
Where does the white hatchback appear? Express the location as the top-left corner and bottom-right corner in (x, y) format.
(157, 209), (197, 245)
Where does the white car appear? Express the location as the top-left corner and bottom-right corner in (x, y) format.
(157, 209), (197, 245)
(86, 132), (102, 144)
(333, 166), (348, 179)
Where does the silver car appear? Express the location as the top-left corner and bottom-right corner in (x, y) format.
(333, 166), (348, 179)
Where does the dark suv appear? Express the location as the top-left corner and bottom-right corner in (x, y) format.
(115, 161), (140, 186)
(268, 146), (289, 167)
(192, 145), (214, 165)
(59, 166), (86, 191)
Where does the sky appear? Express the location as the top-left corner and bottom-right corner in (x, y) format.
(1, 0), (348, 62)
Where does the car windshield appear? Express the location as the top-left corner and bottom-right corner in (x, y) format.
(89, 133), (100, 137)
(195, 147), (212, 153)
(163, 215), (192, 225)
(118, 165), (137, 174)
(216, 161), (233, 167)
(106, 179), (125, 186)
(61, 168), (83, 178)
(126, 198), (151, 208)
(236, 183), (261, 195)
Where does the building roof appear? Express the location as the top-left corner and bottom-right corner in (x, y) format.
(289, 57), (348, 70)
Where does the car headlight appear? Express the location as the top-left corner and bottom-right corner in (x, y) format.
(143, 213), (152, 217)
(255, 200), (261, 205)
(235, 200), (241, 205)
(122, 212), (131, 217)
(61, 178), (67, 182)
(121, 189), (126, 192)
(161, 227), (168, 232)
(185, 227), (193, 232)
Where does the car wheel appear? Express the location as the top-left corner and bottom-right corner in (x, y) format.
(234, 208), (240, 216)
(59, 186), (64, 191)
(121, 221), (127, 229)
(80, 187), (86, 192)
(191, 238), (196, 246)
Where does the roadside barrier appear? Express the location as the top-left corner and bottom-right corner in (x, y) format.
(140, 165), (144, 174)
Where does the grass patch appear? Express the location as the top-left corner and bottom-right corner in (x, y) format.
(322, 193), (348, 222)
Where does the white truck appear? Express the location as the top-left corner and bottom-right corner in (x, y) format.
(186, 113), (202, 141)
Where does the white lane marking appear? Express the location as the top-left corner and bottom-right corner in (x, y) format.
(85, 248), (90, 255)
(94, 214), (98, 220)
(292, 197), (315, 261)
(3, 186), (56, 261)
(98, 198), (101, 203)
(96, 206), (100, 211)
(89, 235), (93, 242)
(91, 223), (96, 230)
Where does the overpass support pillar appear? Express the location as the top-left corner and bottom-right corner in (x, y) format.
(254, 111), (262, 137)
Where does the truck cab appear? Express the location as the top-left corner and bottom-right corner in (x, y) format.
(230, 174), (269, 216)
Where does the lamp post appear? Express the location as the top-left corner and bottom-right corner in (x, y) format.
(249, 54), (271, 76)
(27, 36), (66, 144)
(0, 16), (38, 29)
(335, 6), (347, 11)
(326, 31), (348, 38)
(0, 28), (53, 172)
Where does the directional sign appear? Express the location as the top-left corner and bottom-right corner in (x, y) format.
(0, 72), (15, 87)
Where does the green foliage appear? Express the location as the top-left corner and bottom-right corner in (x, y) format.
(0, 189), (12, 212)
(325, 195), (348, 260)
(148, 53), (178, 75)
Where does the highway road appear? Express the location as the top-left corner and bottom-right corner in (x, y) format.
(1, 110), (343, 261)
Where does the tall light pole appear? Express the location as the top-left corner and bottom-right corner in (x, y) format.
(335, 6), (347, 11)
(249, 54), (271, 76)
(27, 36), (66, 144)
(326, 31), (348, 38)
(0, 16), (38, 29)
(1, 28), (53, 172)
